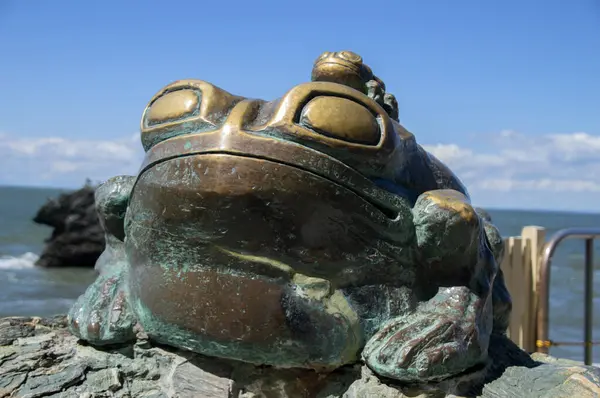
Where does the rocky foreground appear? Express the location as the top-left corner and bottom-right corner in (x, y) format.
(0, 316), (599, 398)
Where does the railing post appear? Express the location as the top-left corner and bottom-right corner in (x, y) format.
(506, 237), (524, 346)
(536, 227), (600, 359)
(521, 226), (546, 352)
(537, 241), (554, 354)
(584, 238), (594, 365)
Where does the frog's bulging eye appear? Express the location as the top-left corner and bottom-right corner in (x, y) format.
(337, 51), (362, 64)
(140, 79), (245, 152)
(316, 51), (332, 62)
(299, 96), (381, 145)
(145, 89), (200, 127)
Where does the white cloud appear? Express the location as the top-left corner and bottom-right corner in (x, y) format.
(424, 131), (600, 193)
(0, 130), (599, 211)
(421, 130), (600, 211)
(0, 132), (143, 187)
(475, 178), (600, 193)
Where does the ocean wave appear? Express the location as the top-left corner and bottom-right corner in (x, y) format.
(0, 252), (39, 269)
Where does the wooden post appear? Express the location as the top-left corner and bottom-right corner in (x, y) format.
(501, 226), (546, 352)
(521, 226), (546, 352)
(503, 237), (524, 346)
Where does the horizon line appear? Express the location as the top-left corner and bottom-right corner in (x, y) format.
(2, 183), (598, 216)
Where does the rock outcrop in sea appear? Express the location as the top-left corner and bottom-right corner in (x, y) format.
(32, 181), (104, 268)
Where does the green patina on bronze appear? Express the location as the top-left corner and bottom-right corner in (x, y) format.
(67, 50), (512, 383)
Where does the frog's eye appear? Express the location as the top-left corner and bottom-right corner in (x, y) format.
(140, 87), (203, 152)
(299, 96), (381, 145)
(337, 51), (362, 65)
(315, 51), (332, 62)
(140, 79), (243, 152)
(144, 89), (200, 127)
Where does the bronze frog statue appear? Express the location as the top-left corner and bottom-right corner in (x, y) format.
(68, 51), (511, 383)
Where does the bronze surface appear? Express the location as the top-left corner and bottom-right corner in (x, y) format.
(67, 50), (512, 383)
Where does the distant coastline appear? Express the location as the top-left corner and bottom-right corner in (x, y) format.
(1, 183), (598, 216)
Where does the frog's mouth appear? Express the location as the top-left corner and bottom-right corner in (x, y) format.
(131, 151), (417, 285)
(139, 149), (409, 221)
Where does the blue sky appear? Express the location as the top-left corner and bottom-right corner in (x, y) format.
(1, 0), (599, 211)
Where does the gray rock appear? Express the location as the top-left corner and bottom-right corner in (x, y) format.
(32, 182), (104, 268)
(0, 316), (598, 398)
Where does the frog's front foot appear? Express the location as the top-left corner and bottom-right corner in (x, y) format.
(68, 175), (138, 345)
(362, 287), (488, 382)
(68, 252), (137, 345)
(362, 189), (496, 382)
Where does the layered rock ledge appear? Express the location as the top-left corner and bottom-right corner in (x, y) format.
(1, 316), (599, 398)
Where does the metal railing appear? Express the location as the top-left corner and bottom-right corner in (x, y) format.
(536, 227), (600, 365)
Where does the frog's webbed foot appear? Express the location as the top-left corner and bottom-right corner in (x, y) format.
(68, 261), (137, 345)
(67, 176), (138, 345)
(363, 189), (496, 382)
(363, 286), (489, 382)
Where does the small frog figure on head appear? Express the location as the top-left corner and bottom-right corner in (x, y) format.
(312, 50), (399, 121)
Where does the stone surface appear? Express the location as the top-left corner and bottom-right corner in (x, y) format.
(33, 181), (104, 268)
(1, 316), (599, 397)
